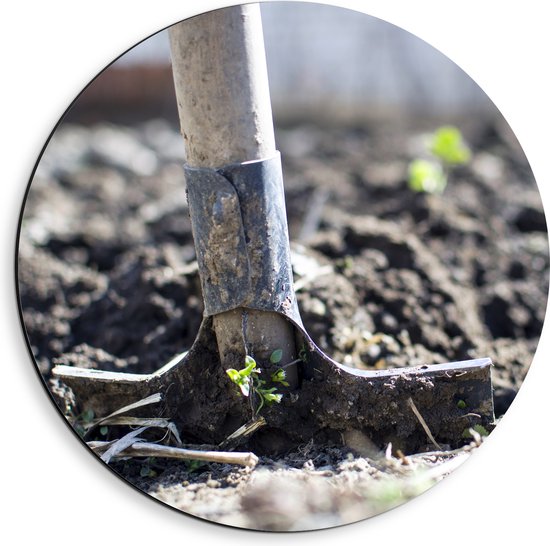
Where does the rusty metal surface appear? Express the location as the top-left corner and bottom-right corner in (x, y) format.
(185, 153), (301, 323)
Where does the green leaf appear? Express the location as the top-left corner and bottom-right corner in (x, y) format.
(99, 426), (109, 436)
(259, 387), (278, 395)
(472, 424), (489, 437)
(270, 349), (283, 364)
(408, 159), (447, 194)
(430, 126), (471, 165)
(257, 386), (283, 404)
(271, 368), (289, 386)
(238, 377), (251, 397)
(186, 459), (204, 473)
(263, 392), (283, 405)
(226, 369), (241, 383)
(457, 400), (467, 410)
(241, 356), (258, 378)
(462, 424), (489, 439)
(226, 368), (251, 396)
(244, 355), (257, 369)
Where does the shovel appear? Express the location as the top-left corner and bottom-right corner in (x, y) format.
(53, 4), (494, 454)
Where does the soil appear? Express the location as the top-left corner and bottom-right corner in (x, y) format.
(17, 114), (548, 530)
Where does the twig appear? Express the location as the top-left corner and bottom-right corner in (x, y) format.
(88, 440), (259, 467)
(97, 393), (163, 423)
(407, 397), (442, 450)
(99, 427), (149, 464)
(280, 358), (302, 370)
(80, 392), (163, 438)
(97, 416), (183, 446)
(219, 416), (266, 449)
(396, 449), (411, 465)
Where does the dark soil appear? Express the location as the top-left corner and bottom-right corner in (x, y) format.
(17, 114), (548, 529)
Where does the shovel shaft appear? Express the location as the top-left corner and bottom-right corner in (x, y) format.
(169, 4), (275, 168)
(169, 5), (297, 376)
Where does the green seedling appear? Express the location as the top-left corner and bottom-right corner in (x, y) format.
(408, 159), (447, 194)
(408, 125), (471, 194)
(271, 368), (290, 387)
(255, 383), (283, 413)
(226, 355), (258, 397)
(430, 125), (471, 165)
(185, 459), (205, 473)
(456, 399), (467, 410)
(226, 355), (284, 414)
(73, 408), (96, 437)
(462, 424), (489, 439)
(342, 255), (354, 271)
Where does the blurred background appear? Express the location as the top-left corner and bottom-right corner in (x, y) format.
(65, 2), (494, 125)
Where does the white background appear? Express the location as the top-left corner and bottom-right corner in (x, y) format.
(2, 1), (548, 543)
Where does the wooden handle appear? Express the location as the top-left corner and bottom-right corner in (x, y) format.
(169, 4), (276, 168)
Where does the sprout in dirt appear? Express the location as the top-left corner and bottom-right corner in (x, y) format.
(226, 355), (284, 414)
(408, 125), (471, 194)
(462, 424), (489, 439)
(430, 125), (471, 165)
(226, 355), (258, 397)
(408, 159), (447, 194)
(271, 368), (290, 387)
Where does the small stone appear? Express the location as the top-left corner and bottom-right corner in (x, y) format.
(309, 298), (327, 316)
(303, 459), (315, 471)
(381, 313), (398, 330)
(367, 344), (381, 359)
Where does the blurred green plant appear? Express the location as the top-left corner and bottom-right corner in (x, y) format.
(408, 125), (471, 194)
(73, 408), (95, 438)
(462, 424), (489, 439)
(430, 125), (471, 165)
(408, 159), (447, 194)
